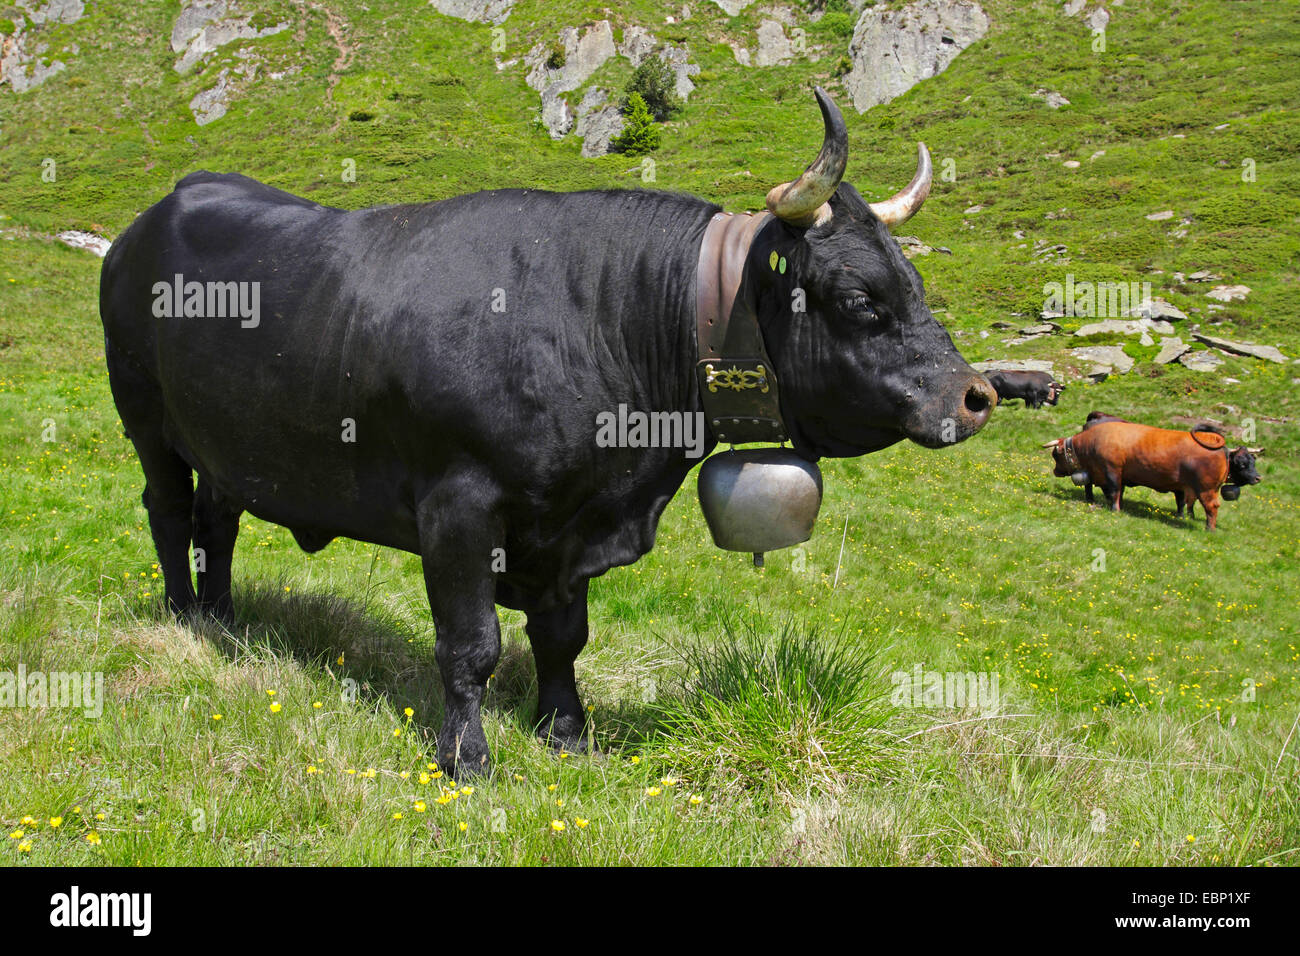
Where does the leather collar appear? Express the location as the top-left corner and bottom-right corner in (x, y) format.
(694, 211), (789, 445)
(1061, 435), (1079, 470)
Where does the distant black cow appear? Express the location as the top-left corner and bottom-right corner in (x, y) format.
(985, 370), (1064, 408)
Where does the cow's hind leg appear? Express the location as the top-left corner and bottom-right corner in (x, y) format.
(107, 343), (196, 616)
(525, 580), (590, 754)
(418, 477), (502, 778)
(192, 477), (242, 625)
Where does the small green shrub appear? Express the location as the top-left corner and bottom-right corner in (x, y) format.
(610, 92), (661, 156)
(623, 57), (680, 122)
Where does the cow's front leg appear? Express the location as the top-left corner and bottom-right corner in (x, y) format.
(418, 484), (503, 778)
(526, 580), (590, 754)
(1084, 481), (1095, 504)
(1173, 491), (1185, 516)
(1198, 491), (1219, 531)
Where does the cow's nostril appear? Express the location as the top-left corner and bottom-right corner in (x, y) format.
(964, 381), (992, 416)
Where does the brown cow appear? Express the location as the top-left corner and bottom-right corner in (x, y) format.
(1042, 421), (1249, 530)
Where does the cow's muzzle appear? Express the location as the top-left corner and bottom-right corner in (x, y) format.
(903, 374), (995, 448)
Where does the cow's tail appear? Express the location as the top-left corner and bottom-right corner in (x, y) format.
(1190, 423), (1226, 450)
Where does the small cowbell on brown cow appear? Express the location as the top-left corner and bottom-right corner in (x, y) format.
(1042, 416), (1262, 530)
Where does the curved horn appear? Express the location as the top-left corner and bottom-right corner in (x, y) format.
(765, 87), (848, 227)
(1041, 439), (1062, 449)
(1246, 446), (1264, 455)
(868, 142), (933, 227)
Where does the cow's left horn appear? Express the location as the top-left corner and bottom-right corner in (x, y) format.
(868, 142), (933, 227)
(765, 87), (848, 227)
(1041, 439), (1061, 449)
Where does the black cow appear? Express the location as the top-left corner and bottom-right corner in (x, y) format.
(984, 369), (1064, 408)
(99, 89), (994, 776)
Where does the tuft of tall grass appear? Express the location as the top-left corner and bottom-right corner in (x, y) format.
(642, 617), (898, 798)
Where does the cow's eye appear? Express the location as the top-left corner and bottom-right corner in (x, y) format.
(842, 295), (876, 318)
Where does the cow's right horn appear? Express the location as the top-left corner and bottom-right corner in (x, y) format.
(765, 87), (848, 228)
(1041, 439), (1061, 449)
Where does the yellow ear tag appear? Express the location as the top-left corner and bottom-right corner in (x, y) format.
(769, 251), (779, 271)
(778, 256), (787, 274)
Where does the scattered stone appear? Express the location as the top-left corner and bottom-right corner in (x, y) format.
(1126, 297), (1187, 322)
(1186, 270), (1220, 282)
(729, 43), (751, 66)
(429, 0), (516, 23)
(1030, 89), (1069, 109)
(989, 321), (1017, 331)
(1205, 284), (1250, 302)
(1070, 345), (1134, 373)
(1145, 209), (1175, 221)
(964, 204), (985, 214)
(1154, 335), (1190, 366)
(1213, 122), (1229, 131)
(1063, 0), (1085, 16)
(1086, 367), (1110, 383)
(1090, 150), (1106, 161)
(844, 0), (990, 113)
(710, 0), (756, 14)
(1074, 318), (1174, 338)
(55, 229), (111, 257)
(1063, 160), (1081, 168)
(1179, 349), (1223, 372)
(1191, 333), (1287, 364)
(1020, 323), (1058, 336)
(1085, 7), (1110, 31)
(972, 359), (1056, 374)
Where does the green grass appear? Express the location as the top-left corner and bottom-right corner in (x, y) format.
(1, 0), (1298, 865)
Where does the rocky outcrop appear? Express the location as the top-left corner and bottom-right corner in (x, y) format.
(172, 1), (290, 74)
(754, 20), (795, 67)
(428, 0), (516, 24)
(526, 22), (617, 138)
(844, 0), (989, 112)
(0, 0), (85, 93)
(525, 21), (698, 150)
(190, 68), (233, 125)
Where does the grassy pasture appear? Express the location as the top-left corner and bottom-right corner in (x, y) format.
(1, 0), (1298, 865)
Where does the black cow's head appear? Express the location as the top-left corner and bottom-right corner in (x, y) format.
(1228, 447), (1262, 486)
(747, 88), (994, 455)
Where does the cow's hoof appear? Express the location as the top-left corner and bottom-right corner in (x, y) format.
(534, 712), (588, 755)
(436, 732), (492, 780)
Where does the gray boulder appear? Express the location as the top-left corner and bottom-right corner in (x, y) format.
(1191, 333), (1288, 364)
(845, 0), (989, 112)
